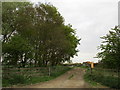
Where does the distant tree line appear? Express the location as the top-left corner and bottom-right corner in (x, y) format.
(97, 26), (120, 69)
(2, 2), (80, 67)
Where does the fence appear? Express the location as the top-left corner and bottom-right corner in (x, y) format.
(2, 66), (71, 87)
(3, 67), (49, 78)
(87, 68), (120, 77)
(2, 66), (70, 78)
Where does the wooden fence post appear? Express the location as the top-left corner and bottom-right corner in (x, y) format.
(49, 67), (51, 76)
(91, 67), (92, 74)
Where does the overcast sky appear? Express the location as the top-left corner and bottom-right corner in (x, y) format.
(29, 0), (118, 63)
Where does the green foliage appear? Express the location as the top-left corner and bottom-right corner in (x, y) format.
(2, 2), (32, 43)
(2, 35), (33, 67)
(2, 2), (80, 67)
(97, 26), (120, 69)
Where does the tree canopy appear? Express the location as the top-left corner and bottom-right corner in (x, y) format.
(2, 2), (80, 67)
(97, 26), (120, 69)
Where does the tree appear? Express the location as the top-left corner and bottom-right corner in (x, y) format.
(97, 26), (120, 69)
(2, 2), (32, 43)
(2, 2), (34, 67)
(2, 2), (80, 67)
(2, 35), (34, 67)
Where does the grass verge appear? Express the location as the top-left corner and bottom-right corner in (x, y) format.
(2, 66), (72, 87)
(84, 69), (120, 89)
(84, 73), (103, 87)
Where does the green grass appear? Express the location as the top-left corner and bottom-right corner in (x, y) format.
(2, 66), (71, 87)
(84, 73), (99, 87)
(79, 65), (88, 69)
(84, 69), (120, 89)
(3, 76), (54, 87)
(26, 76), (54, 84)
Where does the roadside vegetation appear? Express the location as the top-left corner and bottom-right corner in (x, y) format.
(2, 2), (79, 87)
(2, 2), (80, 67)
(97, 26), (120, 70)
(84, 68), (120, 89)
(3, 66), (71, 87)
(84, 26), (120, 89)
(2, 1), (120, 89)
